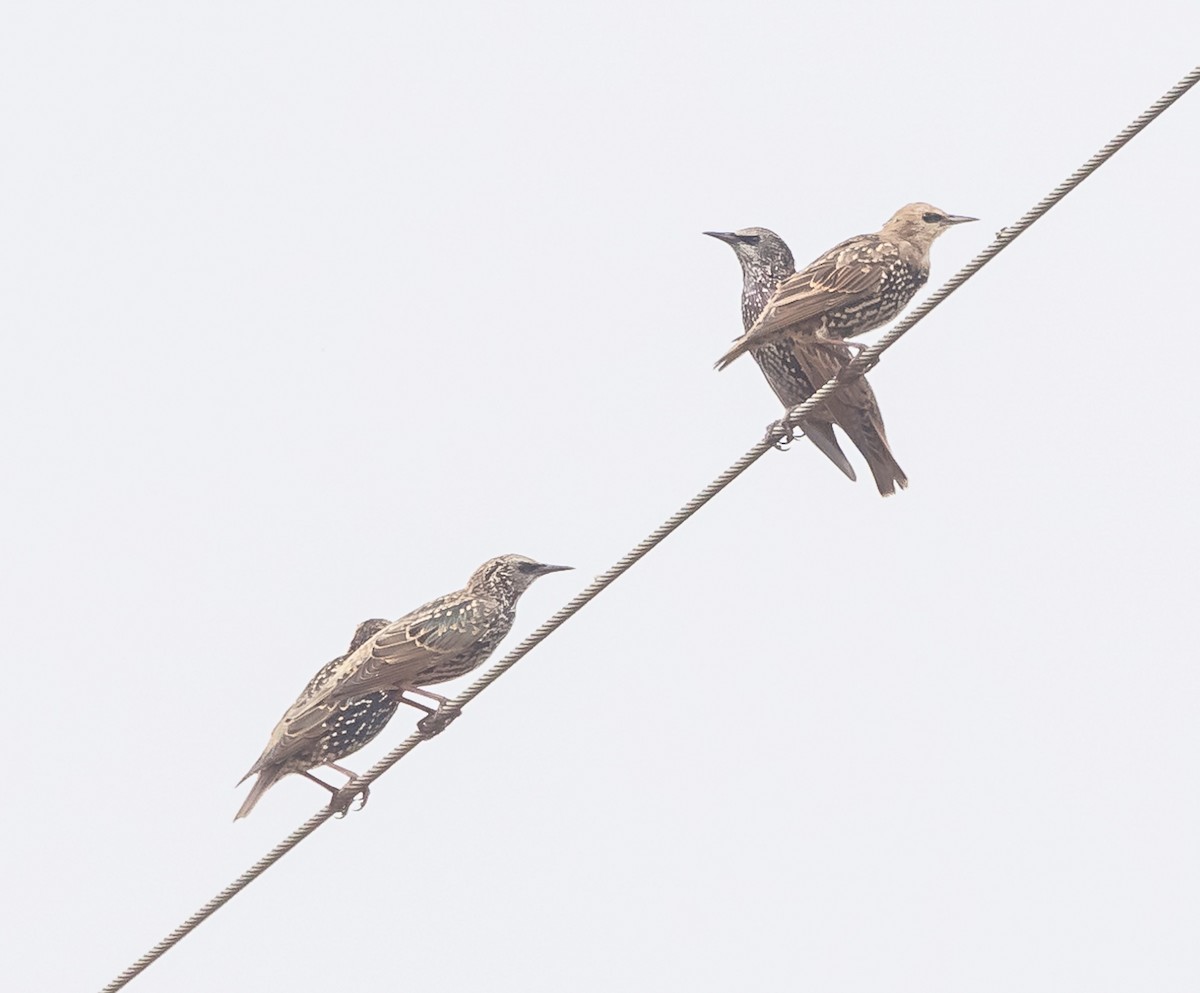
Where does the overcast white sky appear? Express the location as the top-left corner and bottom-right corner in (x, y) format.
(2, 4), (1198, 991)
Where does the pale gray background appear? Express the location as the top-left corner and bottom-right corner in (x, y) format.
(1, 4), (1197, 991)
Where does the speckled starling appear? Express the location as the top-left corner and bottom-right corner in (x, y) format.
(706, 227), (907, 496)
(714, 203), (976, 371)
(706, 227), (854, 481)
(235, 618), (393, 819)
(235, 554), (571, 819)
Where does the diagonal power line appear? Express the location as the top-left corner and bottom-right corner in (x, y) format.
(100, 63), (1200, 993)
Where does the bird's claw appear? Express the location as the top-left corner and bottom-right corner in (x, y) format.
(329, 784), (369, 818)
(836, 362), (869, 384)
(417, 704), (463, 739)
(767, 416), (798, 450)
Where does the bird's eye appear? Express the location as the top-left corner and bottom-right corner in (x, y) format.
(922, 212), (944, 224)
(738, 234), (761, 245)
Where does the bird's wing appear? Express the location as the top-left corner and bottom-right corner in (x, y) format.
(280, 592), (494, 737)
(749, 238), (892, 337)
(241, 595), (497, 775)
(239, 621), (389, 779)
(336, 594), (495, 696)
(714, 236), (890, 370)
(240, 689), (342, 779)
(291, 618), (391, 703)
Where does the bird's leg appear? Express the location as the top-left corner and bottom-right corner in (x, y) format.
(326, 761), (359, 780)
(399, 686), (464, 738)
(301, 770), (341, 796)
(326, 762), (370, 813)
(394, 694), (436, 717)
(811, 325), (867, 357)
(300, 769), (360, 818)
(302, 767), (366, 817)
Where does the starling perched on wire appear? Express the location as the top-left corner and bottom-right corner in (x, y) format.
(706, 227), (908, 496)
(235, 554), (571, 819)
(235, 619), (393, 819)
(714, 203), (976, 371)
(706, 227), (854, 481)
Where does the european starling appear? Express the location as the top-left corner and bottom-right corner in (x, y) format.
(235, 554), (571, 819)
(706, 227), (854, 481)
(706, 227), (907, 495)
(235, 619), (394, 819)
(714, 203), (976, 371)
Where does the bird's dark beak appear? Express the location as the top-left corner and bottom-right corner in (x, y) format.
(533, 563), (573, 575)
(703, 231), (740, 244)
(945, 214), (978, 225)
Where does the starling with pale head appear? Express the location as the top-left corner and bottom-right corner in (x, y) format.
(707, 226), (907, 495)
(714, 203), (976, 371)
(236, 554), (571, 819)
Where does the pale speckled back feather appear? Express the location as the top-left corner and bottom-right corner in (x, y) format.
(239, 618), (390, 783)
(746, 235), (893, 340)
(280, 590), (505, 740)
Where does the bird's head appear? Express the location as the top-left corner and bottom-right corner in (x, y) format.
(348, 618), (390, 652)
(881, 203), (977, 251)
(704, 227), (794, 277)
(467, 554), (573, 597)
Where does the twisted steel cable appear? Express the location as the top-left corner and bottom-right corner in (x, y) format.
(100, 63), (1200, 993)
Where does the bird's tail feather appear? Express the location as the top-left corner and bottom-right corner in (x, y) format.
(832, 399), (907, 497)
(802, 421), (857, 482)
(234, 768), (282, 821)
(819, 394), (907, 497)
(714, 335), (753, 371)
(791, 345), (907, 497)
(862, 443), (908, 497)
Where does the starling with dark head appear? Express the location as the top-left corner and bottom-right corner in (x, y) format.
(707, 226), (907, 496)
(706, 227), (856, 481)
(236, 554), (571, 819)
(715, 203), (976, 371)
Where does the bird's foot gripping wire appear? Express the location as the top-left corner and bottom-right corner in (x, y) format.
(302, 766), (369, 818)
(328, 784), (370, 818)
(396, 687), (463, 739)
(766, 414), (800, 451)
(416, 703), (463, 739)
(810, 327), (868, 358)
